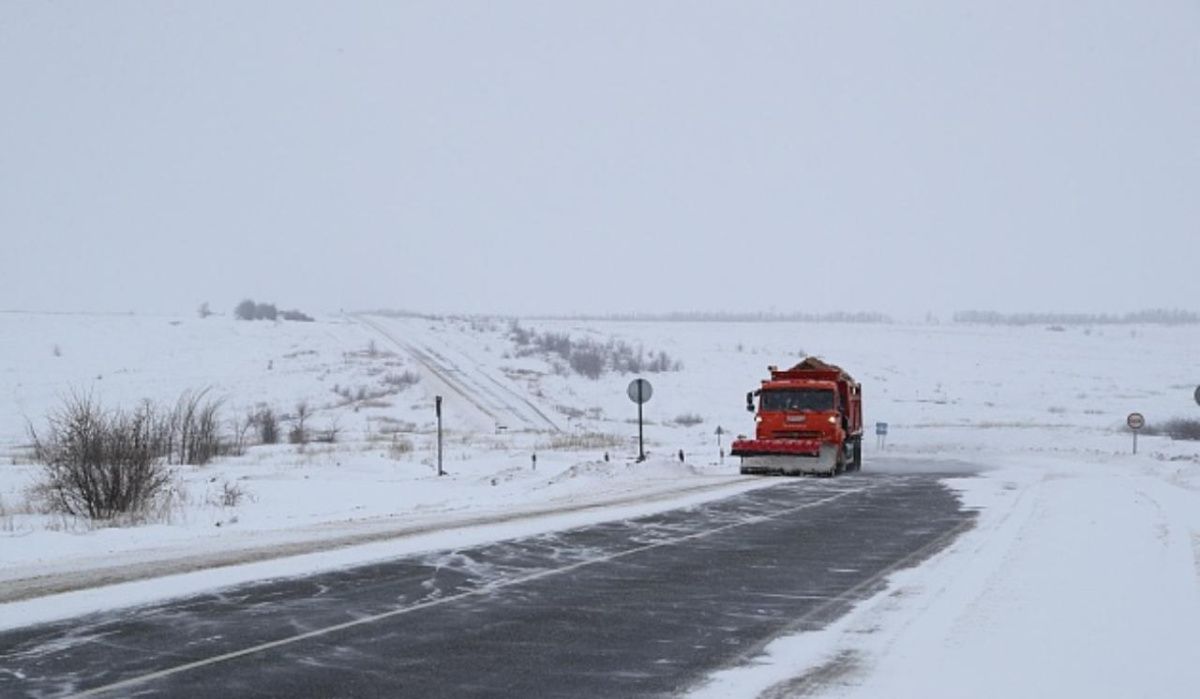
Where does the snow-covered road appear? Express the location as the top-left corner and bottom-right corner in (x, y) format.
(352, 313), (562, 432)
(0, 471), (974, 698)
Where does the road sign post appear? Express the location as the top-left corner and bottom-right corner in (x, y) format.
(875, 421), (889, 449)
(435, 395), (444, 476)
(1127, 412), (1145, 455)
(627, 378), (653, 462)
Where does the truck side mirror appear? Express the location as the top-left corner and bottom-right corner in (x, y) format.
(745, 392), (755, 412)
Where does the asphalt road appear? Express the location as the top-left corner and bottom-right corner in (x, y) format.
(0, 468), (977, 698)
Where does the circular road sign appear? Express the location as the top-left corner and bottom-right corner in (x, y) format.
(627, 378), (653, 404)
(1127, 412), (1146, 430)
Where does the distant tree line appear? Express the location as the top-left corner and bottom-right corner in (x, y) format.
(234, 299), (313, 322)
(528, 311), (892, 324)
(953, 309), (1200, 326)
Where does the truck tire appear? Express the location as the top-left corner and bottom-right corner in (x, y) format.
(852, 438), (862, 471)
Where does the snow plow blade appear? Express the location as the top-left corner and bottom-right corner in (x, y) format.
(731, 439), (838, 476)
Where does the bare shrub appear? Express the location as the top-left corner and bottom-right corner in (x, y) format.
(289, 401), (311, 445)
(170, 389), (224, 465)
(537, 432), (625, 450)
(1156, 418), (1200, 441)
(672, 413), (704, 427)
(313, 416), (341, 444)
(569, 350), (605, 379)
(389, 437), (414, 459)
(228, 413), (252, 457)
(254, 407), (280, 445)
(557, 405), (586, 419)
(209, 480), (250, 508)
(512, 325), (682, 378)
(380, 371), (421, 391)
(28, 394), (174, 520)
(370, 418), (417, 441)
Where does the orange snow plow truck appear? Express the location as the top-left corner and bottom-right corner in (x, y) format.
(731, 358), (863, 476)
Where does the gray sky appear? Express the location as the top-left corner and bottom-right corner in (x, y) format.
(3, 2), (1197, 318)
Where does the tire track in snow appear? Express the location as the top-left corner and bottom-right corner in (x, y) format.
(351, 314), (561, 432)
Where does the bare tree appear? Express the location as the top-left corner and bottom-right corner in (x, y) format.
(254, 407), (279, 445)
(289, 401), (310, 445)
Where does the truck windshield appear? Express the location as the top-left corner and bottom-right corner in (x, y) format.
(760, 389), (835, 412)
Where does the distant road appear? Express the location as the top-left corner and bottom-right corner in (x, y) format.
(0, 469), (976, 698)
(352, 314), (562, 433)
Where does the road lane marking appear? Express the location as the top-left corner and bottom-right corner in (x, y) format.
(68, 487), (868, 698)
(715, 516), (978, 682)
(1, 475), (771, 605)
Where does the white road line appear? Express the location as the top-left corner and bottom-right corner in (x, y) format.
(68, 488), (867, 698)
(720, 516), (978, 680)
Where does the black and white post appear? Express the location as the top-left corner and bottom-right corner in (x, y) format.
(436, 395), (444, 476)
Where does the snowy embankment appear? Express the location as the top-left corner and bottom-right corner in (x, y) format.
(2, 311), (1199, 696)
(691, 453), (1200, 698)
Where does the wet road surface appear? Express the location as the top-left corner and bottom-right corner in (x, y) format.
(0, 469), (977, 698)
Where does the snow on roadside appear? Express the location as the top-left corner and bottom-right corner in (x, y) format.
(0, 457), (777, 632)
(690, 453), (1200, 698)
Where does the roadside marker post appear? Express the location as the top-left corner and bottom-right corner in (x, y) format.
(436, 395), (444, 476)
(1127, 412), (1145, 455)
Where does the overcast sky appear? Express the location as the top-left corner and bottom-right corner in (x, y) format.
(2, 2), (1197, 318)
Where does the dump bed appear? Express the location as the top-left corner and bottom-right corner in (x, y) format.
(768, 357), (855, 384)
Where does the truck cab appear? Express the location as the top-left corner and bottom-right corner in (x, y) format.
(748, 382), (846, 444)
